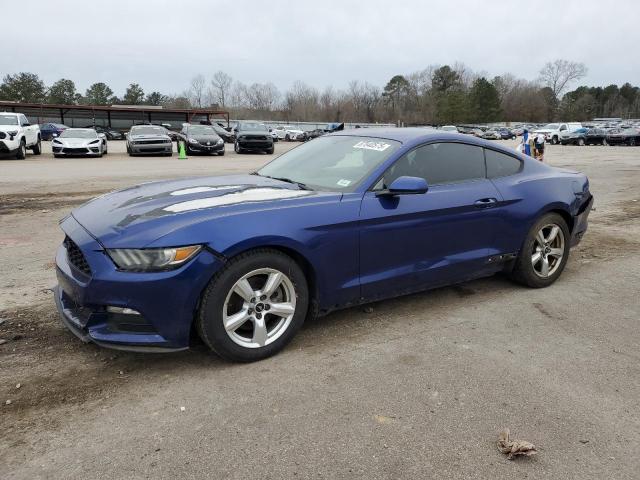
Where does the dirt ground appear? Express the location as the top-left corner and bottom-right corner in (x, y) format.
(1, 139), (639, 479)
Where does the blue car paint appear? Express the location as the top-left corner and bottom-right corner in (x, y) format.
(54, 129), (592, 351)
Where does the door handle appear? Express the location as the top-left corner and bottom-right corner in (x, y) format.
(474, 198), (498, 208)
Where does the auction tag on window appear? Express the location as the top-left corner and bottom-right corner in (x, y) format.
(353, 140), (391, 152)
(337, 179), (352, 187)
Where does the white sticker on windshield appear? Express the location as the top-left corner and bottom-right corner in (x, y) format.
(353, 140), (391, 152)
(337, 179), (352, 187)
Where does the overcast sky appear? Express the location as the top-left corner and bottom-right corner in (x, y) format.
(5, 0), (638, 96)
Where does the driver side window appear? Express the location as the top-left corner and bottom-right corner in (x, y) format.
(375, 142), (486, 189)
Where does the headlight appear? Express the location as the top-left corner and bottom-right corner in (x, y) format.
(7, 130), (18, 136)
(89, 139), (99, 144)
(53, 139), (62, 144)
(217, 138), (223, 144)
(107, 245), (202, 271)
(188, 138), (198, 144)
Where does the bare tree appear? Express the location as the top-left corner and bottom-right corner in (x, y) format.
(209, 71), (233, 109)
(539, 59), (587, 99)
(189, 74), (206, 108)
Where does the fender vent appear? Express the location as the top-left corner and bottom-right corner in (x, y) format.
(63, 236), (92, 276)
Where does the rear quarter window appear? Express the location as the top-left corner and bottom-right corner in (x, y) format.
(484, 149), (522, 178)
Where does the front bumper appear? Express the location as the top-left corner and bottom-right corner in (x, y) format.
(52, 145), (101, 155)
(53, 215), (224, 351)
(0, 137), (20, 153)
(570, 194), (594, 247)
(237, 138), (273, 150)
(186, 141), (225, 154)
(129, 142), (173, 154)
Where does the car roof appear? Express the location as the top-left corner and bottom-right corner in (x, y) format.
(328, 127), (522, 156)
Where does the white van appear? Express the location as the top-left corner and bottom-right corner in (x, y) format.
(534, 122), (582, 145)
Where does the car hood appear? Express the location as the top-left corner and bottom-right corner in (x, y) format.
(129, 133), (170, 140)
(190, 134), (221, 143)
(0, 124), (20, 133)
(71, 174), (340, 248)
(533, 129), (553, 134)
(56, 138), (96, 147)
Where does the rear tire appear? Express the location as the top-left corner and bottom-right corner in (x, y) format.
(602, 138), (608, 146)
(197, 249), (309, 362)
(234, 141), (243, 154)
(577, 138), (585, 146)
(509, 213), (570, 288)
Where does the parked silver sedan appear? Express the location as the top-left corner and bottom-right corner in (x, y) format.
(52, 128), (107, 158)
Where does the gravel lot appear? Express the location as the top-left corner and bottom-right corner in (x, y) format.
(1, 139), (639, 479)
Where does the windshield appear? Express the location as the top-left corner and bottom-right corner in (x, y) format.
(188, 125), (216, 135)
(60, 129), (97, 139)
(543, 123), (560, 130)
(257, 135), (401, 192)
(0, 114), (18, 126)
(239, 122), (268, 132)
(131, 126), (166, 135)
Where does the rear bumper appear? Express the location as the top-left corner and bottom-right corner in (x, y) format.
(53, 215), (224, 352)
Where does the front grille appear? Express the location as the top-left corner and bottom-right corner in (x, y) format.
(136, 140), (167, 145)
(63, 147), (89, 154)
(245, 135), (267, 141)
(63, 236), (92, 276)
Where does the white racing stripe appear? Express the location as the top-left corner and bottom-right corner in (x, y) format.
(163, 187), (312, 213)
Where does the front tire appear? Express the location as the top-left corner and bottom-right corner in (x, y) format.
(577, 138), (585, 146)
(266, 146), (274, 154)
(551, 136), (559, 145)
(16, 139), (26, 159)
(234, 141), (243, 154)
(32, 137), (42, 155)
(510, 213), (570, 288)
(197, 249), (309, 362)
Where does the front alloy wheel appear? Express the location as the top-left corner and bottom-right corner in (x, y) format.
(531, 224), (565, 278)
(197, 249), (309, 361)
(223, 268), (296, 348)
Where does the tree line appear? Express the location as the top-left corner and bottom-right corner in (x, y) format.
(1, 59), (639, 124)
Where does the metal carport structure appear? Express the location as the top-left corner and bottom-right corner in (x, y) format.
(0, 101), (230, 131)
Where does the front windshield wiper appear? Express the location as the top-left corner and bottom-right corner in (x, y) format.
(253, 173), (313, 191)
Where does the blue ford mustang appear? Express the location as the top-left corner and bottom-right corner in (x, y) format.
(54, 128), (593, 361)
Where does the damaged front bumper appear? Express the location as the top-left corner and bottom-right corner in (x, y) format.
(570, 193), (594, 246)
(53, 215), (224, 352)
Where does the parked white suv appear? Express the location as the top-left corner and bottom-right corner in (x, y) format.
(0, 112), (41, 159)
(534, 122), (582, 145)
(272, 125), (305, 141)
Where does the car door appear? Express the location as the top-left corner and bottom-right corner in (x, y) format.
(20, 115), (36, 144)
(359, 141), (505, 300)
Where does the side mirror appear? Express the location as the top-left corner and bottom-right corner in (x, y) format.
(376, 176), (429, 197)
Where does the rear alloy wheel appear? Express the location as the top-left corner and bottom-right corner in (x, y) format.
(577, 138), (585, 146)
(510, 213), (570, 288)
(602, 138), (608, 146)
(197, 249), (308, 362)
(629, 137), (636, 146)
